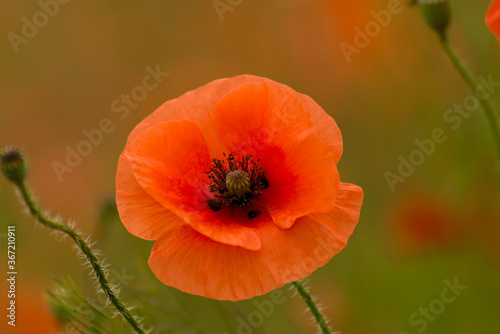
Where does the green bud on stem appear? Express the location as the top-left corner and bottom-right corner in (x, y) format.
(419, 0), (451, 38)
(1, 146), (28, 184)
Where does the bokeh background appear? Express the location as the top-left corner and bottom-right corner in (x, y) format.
(1, 0), (500, 333)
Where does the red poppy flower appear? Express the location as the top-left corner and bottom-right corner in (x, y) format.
(487, 0), (500, 38)
(116, 75), (363, 301)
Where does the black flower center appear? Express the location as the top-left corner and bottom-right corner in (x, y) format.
(205, 152), (269, 218)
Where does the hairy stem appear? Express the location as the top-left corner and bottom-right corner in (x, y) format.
(292, 281), (331, 334)
(16, 181), (146, 334)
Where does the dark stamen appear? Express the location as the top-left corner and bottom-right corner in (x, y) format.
(260, 175), (269, 190)
(206, 200), (222, 212)
(247, 211), (261, 219)
(205, 152), (269, 211)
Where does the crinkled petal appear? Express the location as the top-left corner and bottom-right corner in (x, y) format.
(115, 153), (184, 240)
(125, 119), (261, 250)
(212, 81), (340, 229)
(125, 75), (269, 156)
(296, 92), (343, 163)
(149, 182), (363, 301)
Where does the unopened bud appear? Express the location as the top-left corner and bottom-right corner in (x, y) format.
(0, 146), (28, 184)
(419, 0), (451, 37)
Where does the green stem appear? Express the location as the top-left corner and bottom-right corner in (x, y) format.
(16, 181), (146, 334)
(292, 281), (331, 334)
(439, 33), (500, 157)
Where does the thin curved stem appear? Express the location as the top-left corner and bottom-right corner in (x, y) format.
(439, 33), (500, 158)
(16, 181), (146, 334)
(292, 281), (331, 334)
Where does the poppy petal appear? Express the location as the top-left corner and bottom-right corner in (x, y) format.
(184, 206), (263, 251)
(125, 120), (261, 250)
(125, 75), (269, 157)
(487, 0), (500, 39)
(302, 182), (363, 247)
(115, 153), (184, 240)
(296, 92), (343, 163)
(212, 81), (340, 229)
(148, 182), (362, 301)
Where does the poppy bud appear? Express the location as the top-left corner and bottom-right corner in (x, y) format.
(225, 169), (251, 198)
(419, 0), (451, 37)
(0, 146), (28, 184)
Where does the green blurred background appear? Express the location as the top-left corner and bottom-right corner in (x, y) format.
(1, 0), (500, 333)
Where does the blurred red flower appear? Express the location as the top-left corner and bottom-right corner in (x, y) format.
(388, 190), (461, 256)
(487, 0), (500, 38)
(116, 75), (363, 301)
